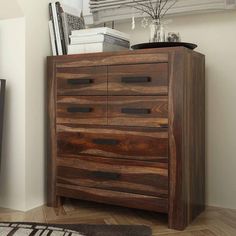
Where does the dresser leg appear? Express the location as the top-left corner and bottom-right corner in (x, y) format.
(168, 212), (187, 230)
(47, 195), (63, 208)
(55, 196), (63, 207)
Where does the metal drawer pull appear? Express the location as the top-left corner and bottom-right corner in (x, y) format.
(121, 108), (151, 114)
(121, 76), (151, 83)
(92, 138), (120, 145)
(160, 124), (168, 128)
(91, 171), (120, 180)
(67, 78), (93, 85)
(67, 107), (93, 113)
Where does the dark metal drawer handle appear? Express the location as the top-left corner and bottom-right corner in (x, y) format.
(121, 108), (151, 114)
(121, 76), (151, 83)
(67, 78), (93, 85)
(91, 171), (120, 180)
(92, 138), (120, 145)
(67, 107), (93, 113)
(160, 124), (168, 128)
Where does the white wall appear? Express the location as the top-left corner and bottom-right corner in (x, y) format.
(0, 0), (51, 211)
(116, 11), (236, 209)
(18, 0), (51, 210)
(0, 17), (26, 211)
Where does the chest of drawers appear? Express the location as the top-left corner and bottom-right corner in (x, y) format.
(47, 48), (205, 230)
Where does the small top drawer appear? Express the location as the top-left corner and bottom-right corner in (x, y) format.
(56, 96), (107, 125)
(108, 63), (168, 95)
(108, 96), (168, 128)
(56, 66), (107, 95)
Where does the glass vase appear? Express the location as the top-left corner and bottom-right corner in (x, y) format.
(149, 19), (165, 43)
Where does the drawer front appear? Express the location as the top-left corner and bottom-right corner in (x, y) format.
(108, 96), (168, 128)
(57, 96), (107, 125)
(108, 63), (168, 95)
(57, 125), (168, 163)
(56, 66), (107, 95)
(57, 156), (168, 198)
(56, 184), (168, 213)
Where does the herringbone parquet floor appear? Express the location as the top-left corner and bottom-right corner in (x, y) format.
(0, 199), (236, 235)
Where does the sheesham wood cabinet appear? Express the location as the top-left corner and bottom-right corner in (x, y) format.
(47, 47), (205, 230)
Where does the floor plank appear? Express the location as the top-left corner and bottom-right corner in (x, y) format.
(0, 199), (236, 235)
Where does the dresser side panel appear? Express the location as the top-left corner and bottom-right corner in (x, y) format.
(185, 51), (206, 222)
(47, 57), (59, 206)
(168, 49), (205, 230)
(168, 51), (187, 230)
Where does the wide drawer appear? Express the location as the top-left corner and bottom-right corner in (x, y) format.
(56, 184), (168, 213)
(56, 156), (168, 198)
(56, 125), (168, 162)
(56, 66), (107, 95)
(108, 63), (168, 95)
(108, 96), (168, 128)
(56, 96), (107, 125)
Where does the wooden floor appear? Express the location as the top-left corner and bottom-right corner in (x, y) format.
(0, 199), (236, 235)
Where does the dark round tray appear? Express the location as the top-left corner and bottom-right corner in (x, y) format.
(131, 42), (198, 50)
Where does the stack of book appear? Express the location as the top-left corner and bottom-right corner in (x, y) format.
(68, 27), (130, 54)
(48, 2), (85, 56)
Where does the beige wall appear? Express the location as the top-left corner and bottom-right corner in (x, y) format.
(0, 0), (23, 20)
(116, 11), (236, 209)
(0, 17), (26, 210)
(0, 0), (50, 211)
(18, 0), (51, 210)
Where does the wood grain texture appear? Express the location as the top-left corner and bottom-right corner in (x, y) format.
(185, 51), (205, 222)
(108, 96), (168, 128)
(47, 57), (60, 207)
(56, 156), (168, 198)
(57, 125), (168, 162)
(168, 50), (186, 230)
(57, 96), (107, 125)
(108, 63), (168, 95)
(56, 184), (168, 213)
(0, 79), (6, 167)
(168, 49), (205, 230)
(57, 66), (107, 95)
(47, 47), (205, 230)
(55, 52), (168, 68)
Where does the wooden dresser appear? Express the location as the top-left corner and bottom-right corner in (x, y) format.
(47, 47), (205, 230)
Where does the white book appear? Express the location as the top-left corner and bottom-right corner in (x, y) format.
(71, 27), (130, 41)
(51, 2), (63, 55)
(70, 34), (130, 48)
(49, 20), (57, 56)
(68, 42), (129, 55)
(70, 34), (105, 44)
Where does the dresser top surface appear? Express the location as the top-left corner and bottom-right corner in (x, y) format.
(48, 47), (204, 62)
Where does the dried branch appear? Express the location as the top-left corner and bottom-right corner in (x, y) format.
(160, 0), (169, 15)
(157, 0), (162, 19)
(133, 0), (153, 13)
(156, 0), (160, 17)
(120, 0), (178, 20)
(148, 0), (157, 18)
(161, 0), (177, 19)
(132, 5), (155, 18)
